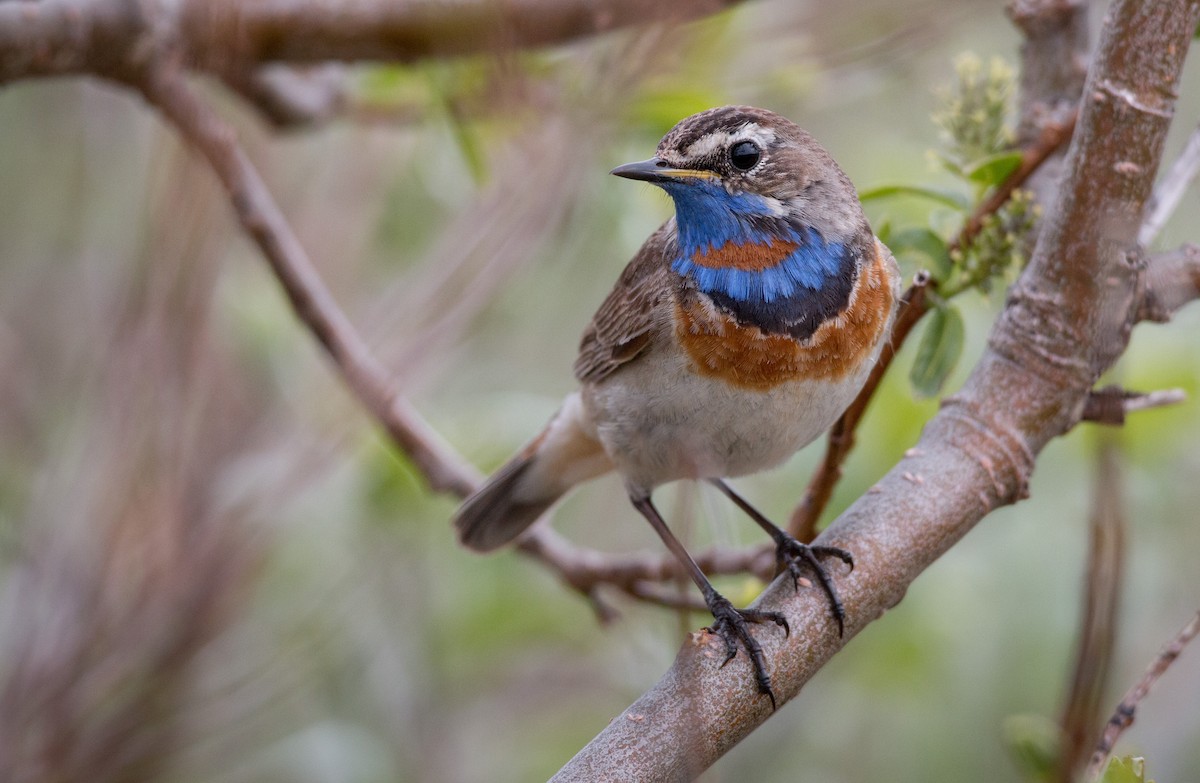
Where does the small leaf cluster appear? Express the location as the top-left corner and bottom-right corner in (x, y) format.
(932, 54), (1017, 179)
(862, 53), (1038, 398)
(944, 189), (1038, 298)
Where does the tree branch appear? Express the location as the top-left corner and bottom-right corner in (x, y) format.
(1085, 610), (1200, 779)
(1006, 0), (1089, 205)
(0, 0), (748, 84)
(131, 62), (481, 498)
(554, 0), (1200, 778)
(1079, 386), (1188, 426)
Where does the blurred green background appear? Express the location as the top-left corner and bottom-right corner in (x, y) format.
(1, 1), (1199, 781)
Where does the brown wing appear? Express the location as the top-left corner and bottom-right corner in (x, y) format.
(573, 220), (677, 384)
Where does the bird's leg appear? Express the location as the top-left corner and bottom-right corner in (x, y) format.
(630, 494), (786, 708)
(708, 479), (853, 636)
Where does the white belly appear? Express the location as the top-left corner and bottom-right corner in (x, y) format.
(581, 348), (872, 495)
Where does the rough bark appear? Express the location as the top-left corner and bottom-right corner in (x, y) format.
(0, 0), (745, 83)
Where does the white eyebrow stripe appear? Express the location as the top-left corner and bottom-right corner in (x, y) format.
(678, 123), (777, 160)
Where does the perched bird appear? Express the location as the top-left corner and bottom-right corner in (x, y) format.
(454, 106), (899, 704)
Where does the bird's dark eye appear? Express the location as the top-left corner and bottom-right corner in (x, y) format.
(729, 141), (761, 171)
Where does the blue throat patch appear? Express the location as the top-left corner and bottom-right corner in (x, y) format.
(663, 181), (847, 301)
(661, 180), (858, 339)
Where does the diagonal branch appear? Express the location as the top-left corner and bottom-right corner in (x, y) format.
(1140, 123), (1200, 247)
(131, 62), (481, 498)
(1086, 610), (1200, 779)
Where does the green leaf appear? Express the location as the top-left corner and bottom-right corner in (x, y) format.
(910, 305), (965, 398)
(1099, 756), (1153, 783)
(963, 150), (1023, 186)
(858, 183), (971, 211)
(888, 226), (952, 281)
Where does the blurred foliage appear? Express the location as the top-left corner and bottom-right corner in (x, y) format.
(932, 54), (1017, 178)
(2, 1), (1200, 782)
(867, 51), (1033, 397)
(1003, 714), (1062, 783)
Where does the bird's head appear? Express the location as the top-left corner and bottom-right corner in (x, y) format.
(612, 106), (876, 339)
(611, 105), (868, 250)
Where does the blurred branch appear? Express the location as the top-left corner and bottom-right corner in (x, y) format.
(132, 61), (482, 498)
(217, 65), (355, 130)
(1058, 437), (1125, 782)
(1006, 0), (1088, 204)
(0, 0), (748, 83)
(556, 0), (1200, 777)
(1140, 123), (1200, 247)
(516, 527), (772, 621)
(1085, 610), (1200, 780)
(1137, 244), (1200, 323)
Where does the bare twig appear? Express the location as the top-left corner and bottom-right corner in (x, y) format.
(1085, 610), (1200, 780)
(1140, 123), (1200, 246)
(132, 62), (481, 498)
(1080, 386), (1188, 426)
(1058, 438), (1125, 781)
(516, 528), (772, 599)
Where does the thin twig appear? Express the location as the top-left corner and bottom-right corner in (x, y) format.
(1140, 122), (1200, 247)
(1086, 610), (1200, 779)
(1080, 386), (1188, 426)
(132, 62), (481, 498)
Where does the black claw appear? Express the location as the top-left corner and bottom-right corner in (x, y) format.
(776, 539), (852, 637)
(705, 594), (787, 708)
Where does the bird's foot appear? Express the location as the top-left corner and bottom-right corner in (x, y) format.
(776, 537), (854, 636)
(705, 593), (789, 709)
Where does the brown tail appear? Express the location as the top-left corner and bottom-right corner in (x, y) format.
(453, 393), (612, 552)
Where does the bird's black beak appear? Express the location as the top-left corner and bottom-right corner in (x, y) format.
(611, 157), (714, 184)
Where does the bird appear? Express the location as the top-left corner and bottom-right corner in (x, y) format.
(453, 105), (900, 705)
